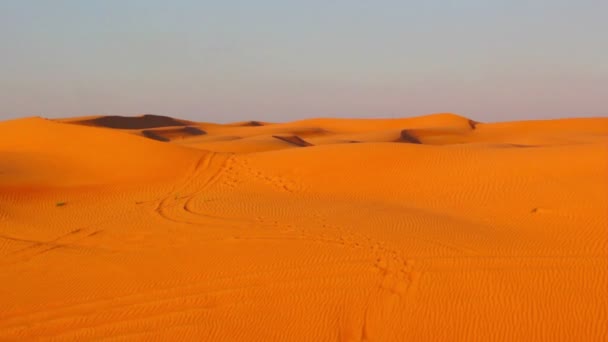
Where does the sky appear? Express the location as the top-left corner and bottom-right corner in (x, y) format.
(0, 0), (606, 122)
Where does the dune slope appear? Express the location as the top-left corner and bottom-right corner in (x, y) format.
(1, 114), (607, 341)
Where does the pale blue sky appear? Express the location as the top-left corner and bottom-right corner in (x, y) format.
(1, 1), (606, 122)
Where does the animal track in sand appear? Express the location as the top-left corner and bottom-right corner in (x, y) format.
(234, 157), (301, 193)
(300, 216), (419, 299)
(374, 257), (418, 296)
(306, 221), (419, 341)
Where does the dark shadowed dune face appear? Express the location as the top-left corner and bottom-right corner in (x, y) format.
(74, 114), (190, 129)
(244, 121), (264, 127)
(494, 143), (539, 148)
(181, 126), (206, 135)
(141, 126), (206, 142)
(272, 135), (314, 147)
(141, 130), (171, 142)
(397, 130), (422, 144)
(288, 127), (329, 137)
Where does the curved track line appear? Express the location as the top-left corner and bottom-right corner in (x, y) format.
(154, 153), (234, 226)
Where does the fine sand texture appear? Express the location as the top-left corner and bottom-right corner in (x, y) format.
(1, 113), (607, 341)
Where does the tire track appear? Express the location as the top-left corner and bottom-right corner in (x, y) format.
(1, 228), (107, 265)
(154, 153), (235, 226)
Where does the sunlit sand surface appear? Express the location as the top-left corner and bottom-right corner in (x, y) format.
(1, 113), (607, 341)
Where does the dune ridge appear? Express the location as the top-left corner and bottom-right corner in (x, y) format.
(69, 114), (193, 129)
(1, 113), (607, 341)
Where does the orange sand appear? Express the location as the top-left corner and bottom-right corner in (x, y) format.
(1, 113), (607, 341)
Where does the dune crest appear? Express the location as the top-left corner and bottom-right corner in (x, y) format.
(69, 114), (193, 129)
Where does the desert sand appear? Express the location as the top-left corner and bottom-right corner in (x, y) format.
(0, 113), (607, 341)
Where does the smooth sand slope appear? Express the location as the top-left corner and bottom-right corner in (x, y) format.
(1, 113), (607, 341)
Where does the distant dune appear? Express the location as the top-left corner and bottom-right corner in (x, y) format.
(1, 113), (607, 341)
(68, 114), (193, 129)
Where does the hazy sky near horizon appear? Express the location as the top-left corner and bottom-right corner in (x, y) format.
(1, 1), (606, 122)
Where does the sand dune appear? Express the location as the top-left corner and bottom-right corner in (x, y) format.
(1, 113), (607, 341)
(67, 114), (194, 129)
(0, 117), (202, 187)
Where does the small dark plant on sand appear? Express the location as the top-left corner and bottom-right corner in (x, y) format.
(56, 201), (67, 207)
